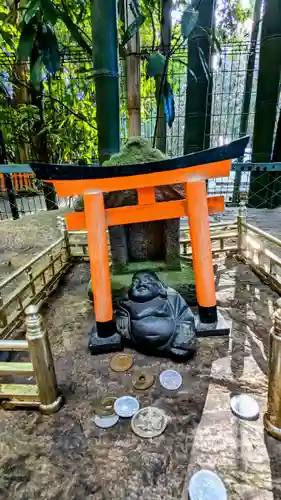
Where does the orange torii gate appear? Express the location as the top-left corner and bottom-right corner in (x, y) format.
(32, 136), (248, 337)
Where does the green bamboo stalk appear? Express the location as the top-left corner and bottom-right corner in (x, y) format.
(183, 0), (215, 155)
(233, 0), (262, 203)
(156, 0), (172, 154)
(92, 0), (120, 163)
(249, 0), (281, 208)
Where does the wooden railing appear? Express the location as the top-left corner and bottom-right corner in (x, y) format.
(0, 236), (71, 339)
(67, 221), (239, 261)
(238, 220), (281, 295)
(180, 220), (238, 258)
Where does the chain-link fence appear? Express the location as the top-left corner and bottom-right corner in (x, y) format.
(1, 41), (281, 220)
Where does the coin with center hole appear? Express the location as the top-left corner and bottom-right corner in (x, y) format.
(131, 407), (168, 438)
(94, 397), (117, 417)
(110, 354), (133, 372)
(132, 372), (155, 390)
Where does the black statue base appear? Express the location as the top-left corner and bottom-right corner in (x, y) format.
(88, 322), (122, 354)
(195, 310), (230, 337)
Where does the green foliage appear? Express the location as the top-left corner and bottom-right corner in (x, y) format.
(146, 52), (165, 77)
(181, 7), (199, 40)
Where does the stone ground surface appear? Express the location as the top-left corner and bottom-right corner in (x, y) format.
(0, 209), (281, 499)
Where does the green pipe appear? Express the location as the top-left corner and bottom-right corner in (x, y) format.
(92, 0), (120, 163)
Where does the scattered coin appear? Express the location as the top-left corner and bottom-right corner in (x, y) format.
(159, 369), (182, 390)
(230, 394), (259, 420)
(132, 372), (155, 390)
(131, 406), (168, 438)
(188, 470), (227, 500)
(93, 414), (119, 429)
(94, 396), (117, 417)
(110, 354), (133, 372)
(114, 396), (140, 418)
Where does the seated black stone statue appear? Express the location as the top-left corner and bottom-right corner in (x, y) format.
(89, 271), (197, 359)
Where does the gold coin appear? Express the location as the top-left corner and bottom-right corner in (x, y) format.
(132, 372), (155, 390)
(110, 354), (133, 372)
(131, 407), (168, 438)
(94, 396), (117, 417)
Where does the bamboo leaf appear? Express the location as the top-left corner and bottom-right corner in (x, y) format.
(58, 9), (92, 55)
(0, 28), (15, 48)
(146, 52), (165, 77)
(188, 68), (197, 81)
(22, 0), (40, 25)
(0, 77), (10, 99)
(17, 23), (36, 60)
(198, 47), (210, 81)
(37, 24), (60, 75)
(181, 8), (199, 40)
(122, 15), (145, 46)
(30, 57), (42, 90)
(41, 0), (59, 25)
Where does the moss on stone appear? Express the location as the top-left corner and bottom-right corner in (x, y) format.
(103, 136), (167, 166)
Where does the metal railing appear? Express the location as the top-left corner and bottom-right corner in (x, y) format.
(0, 235), (71, 339)
(237, 214), (281, 296)
(0, 304), (63, 413)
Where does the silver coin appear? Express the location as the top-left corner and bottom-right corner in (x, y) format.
(93, 414), (119, 428)
(230, 394), (259, 420)
(188, 470), (227, 500)
(131, 406), (168, 438)
(114, 396), (140, 418)
(159, 369), (182, 390)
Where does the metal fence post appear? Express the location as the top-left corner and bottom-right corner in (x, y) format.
(25, 305), (64, 414)
(57, 215), (71, 258)
(264, 299), (281, 440)
(3, 174), (19, 220)
(237, 202), (246, 254)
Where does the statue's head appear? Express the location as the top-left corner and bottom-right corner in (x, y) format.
(129, 271), (167, 303)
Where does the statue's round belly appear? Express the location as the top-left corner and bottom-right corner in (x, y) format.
(131, 317), (175, 347)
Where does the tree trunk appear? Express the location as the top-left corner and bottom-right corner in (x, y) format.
(233, 0), (262, 203)
(184, 0), (214, 154)
(156, 0), (172, 154)
(12, 62), (29, 163)
(31, 84), (58, 210)
(268, 108), (281, 207)
(125, 0), (141, 136)
(9, 2), (29, 162)
(92, 0), (120, 163)
(249, 0), (281, 208)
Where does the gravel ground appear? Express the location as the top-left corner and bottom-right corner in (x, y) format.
(0, 209), (281, 499)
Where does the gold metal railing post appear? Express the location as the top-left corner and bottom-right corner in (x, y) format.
(25, 305), (64, 414)
(57, 215), (70, 258)
(237, 202), (246, 254)
(264, 299), (281, 440)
